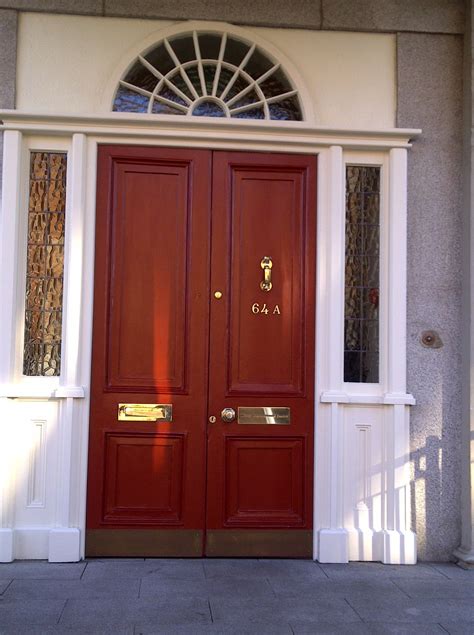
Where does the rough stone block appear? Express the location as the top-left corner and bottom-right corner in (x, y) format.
(0, 1), (102, 14)
(104, 0), (321, 28)
(322, 0), (464, 34)
(0, 9), (17, 109)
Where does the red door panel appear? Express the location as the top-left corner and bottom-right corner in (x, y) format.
(206, 152), (316, 556)
(86, 145), (211, 556)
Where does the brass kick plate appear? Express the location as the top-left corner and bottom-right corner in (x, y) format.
(238, 407), (291, 425)
(118, 403), (172, 422)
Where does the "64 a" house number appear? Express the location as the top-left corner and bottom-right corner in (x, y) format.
(251, 303), (281, 315)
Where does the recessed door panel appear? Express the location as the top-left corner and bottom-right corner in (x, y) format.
(87, 147), (316, 558)
(107, 161), (190, 393)
(224, 437), (305, 525)
(228, 168), (306, 395)
(103, 433), (184, 523)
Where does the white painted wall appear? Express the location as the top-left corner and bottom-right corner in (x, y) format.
(16, 13), (396, 128)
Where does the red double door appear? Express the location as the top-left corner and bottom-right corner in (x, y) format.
(86, 146), (316, 557)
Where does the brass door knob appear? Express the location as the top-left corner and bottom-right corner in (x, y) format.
(221, 407), (236, 423)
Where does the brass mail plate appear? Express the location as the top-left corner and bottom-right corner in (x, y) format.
(118, 403), (172, 422)
(238, 407), (291, 425)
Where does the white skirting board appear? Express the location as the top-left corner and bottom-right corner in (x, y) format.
(0, 528), (80, 562)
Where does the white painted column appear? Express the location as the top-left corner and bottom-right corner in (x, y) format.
(49, 133), (87, 562)
(0, 130), (23, 561)
(380, 148), (416, 564)
(318, 145), (349, 563)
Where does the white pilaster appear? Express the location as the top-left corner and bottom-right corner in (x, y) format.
(379, 148), (416, 563)
(317, 145), (349, 562)
(0, 130), (23, 383)
(48, 133), (87, 562)
(0, 131), (23, 562)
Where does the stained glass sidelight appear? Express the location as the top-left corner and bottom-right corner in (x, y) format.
(344, 166), (380, 383)
(23, 152), (67, 376)
(113, 30), (303, 121)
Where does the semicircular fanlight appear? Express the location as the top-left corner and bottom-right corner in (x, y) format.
(113, 31), (303, 121)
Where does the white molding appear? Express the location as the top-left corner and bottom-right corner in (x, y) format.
(318, 529), (349, 563)
(0, 385), (85, 399)
(0, 130), (23, 383)
(327, 146), (345, 390)
(0, 111), (421, 151)
(49, 527), (80, 562)
(61, 134), (88, 391)
(320, 391), (416, 405)
(388, 149), (409, 394)
(0, 529), (14, 562)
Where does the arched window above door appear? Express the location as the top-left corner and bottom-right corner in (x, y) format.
(113, 30), (303, 121)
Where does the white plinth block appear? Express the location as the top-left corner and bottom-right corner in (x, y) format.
(49, 528), (81, 562)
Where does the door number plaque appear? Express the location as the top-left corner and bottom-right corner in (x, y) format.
(238, 407), (291, 425)
(251, 303), (281, 315)
(118, 403), (173, 422)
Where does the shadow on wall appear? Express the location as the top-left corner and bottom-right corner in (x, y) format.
(411, 433), (461, 561)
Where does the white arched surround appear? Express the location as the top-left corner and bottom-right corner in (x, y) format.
(101, 20), (315, 121)
(0, 10), (416, 566)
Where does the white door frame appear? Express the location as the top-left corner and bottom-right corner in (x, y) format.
(0, 112), (418, 562)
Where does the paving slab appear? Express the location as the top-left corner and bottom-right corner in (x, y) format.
(82, 559), (205, 581)
(209, 596), (362, 624)
(438, 623), (474, 634)
(140, 574), (275, 600)
(269, 577), (407, 600)
(258, 558), (328, 579)
(392, 578), (474, 599)
(3, 576), (140, 600)
(290, 622), (447, 634)
(0, 599), (66, 625)
(59, 597), (211, 628)
(430, 562), (474, 580)
(203, 558), (269, 580)
(346, 597), (474, 623)
(0, 627), (133, 635)
(135, 622), (293, 635)
(320, 562), (446, 580)
(0, 561), (86, 579)
(0, 580), (12, 594)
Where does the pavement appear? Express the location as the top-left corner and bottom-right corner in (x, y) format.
(0, 559), (473, 634)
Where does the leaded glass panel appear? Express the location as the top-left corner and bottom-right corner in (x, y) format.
(113, 31), (303, 121)
(344, 166), (380, 383)
(23, 152), (67, 376)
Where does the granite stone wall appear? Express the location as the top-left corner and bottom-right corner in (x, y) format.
(398, 33), (464, 560)
(0, 0), (467, 560)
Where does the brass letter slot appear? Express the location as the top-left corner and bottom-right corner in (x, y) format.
(238, 407), (291, 425)
(118, 403), (173, 422)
